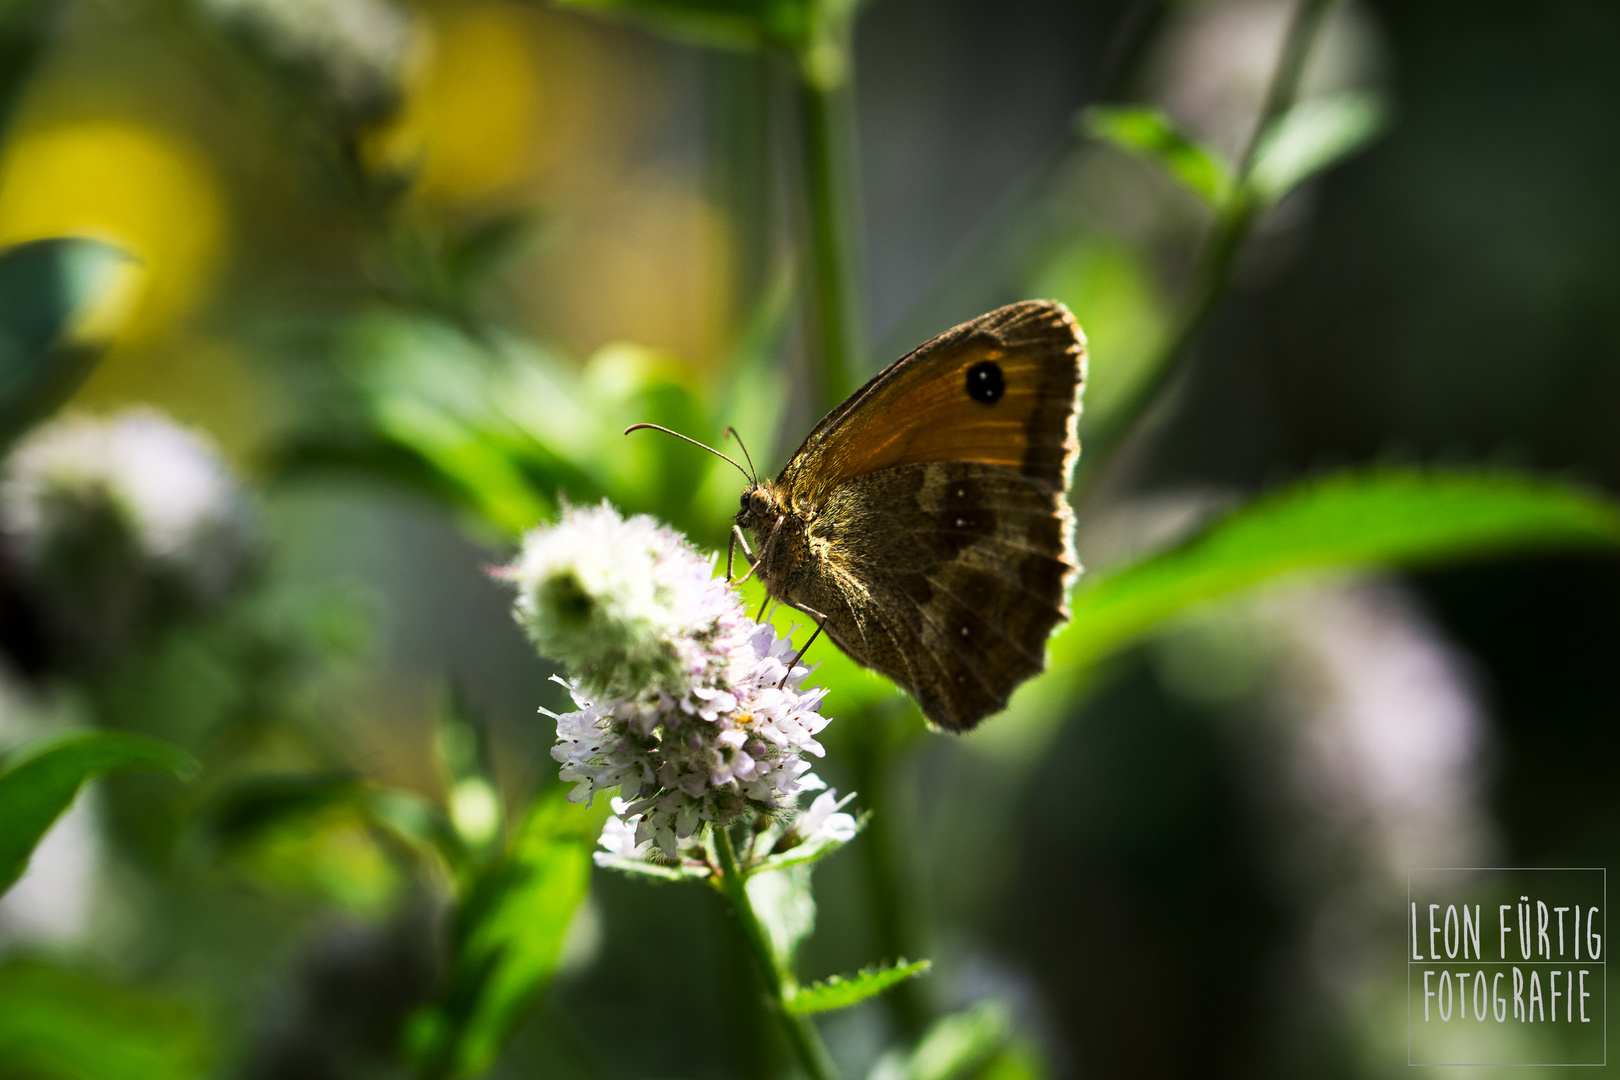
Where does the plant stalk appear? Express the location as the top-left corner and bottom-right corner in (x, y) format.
(715, 827), (842, 1080)
(1079, 0), (1338, 480)
(849, 708), (929, 1038)
(799, 72), (863, 414)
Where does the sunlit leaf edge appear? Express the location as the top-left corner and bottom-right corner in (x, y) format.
(1055, 467), (1620, 672)
(1248, 90), (1389, 203)
(786, 958), (930, 1015)
(1080, 105), (1233, 206)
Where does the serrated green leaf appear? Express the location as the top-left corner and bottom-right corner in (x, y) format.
(0, 732), (196, 895)
(871, 1000), (1012, 1080)
(0, 960), (212, 1080)
(786, 958), (930, 1015)
(0, 238), (139, 447)
(1055, 469), (1620, 673)
(405, 788), (608, 1079)
(1082, 106), (1233, 206)
(1248, 91), (1387, 203)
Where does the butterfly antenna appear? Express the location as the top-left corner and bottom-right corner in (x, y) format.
(722, 426), (759, 484)
(624, 423), (753, 484)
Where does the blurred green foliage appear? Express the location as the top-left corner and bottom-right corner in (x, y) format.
(0, 0), (1614, 1078)
(0, 731), (194, 894)
(1082, 106), (1234, 206)
(0, 961), (211, 1080)
(406, 788), (607, 1080)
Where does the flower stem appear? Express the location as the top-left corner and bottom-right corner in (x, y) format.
(1079, 0), (1337, 481)
(799, 71), (863, 414)
(714, 827), (842, 1080)
(848, 707), (929, 1038)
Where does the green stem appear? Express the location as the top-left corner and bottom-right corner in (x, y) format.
(714, 827), (842, 1080)
(856, 764), (928, 1037)
(1079, 0), (1337, 479)
(799, 71), (863, 414)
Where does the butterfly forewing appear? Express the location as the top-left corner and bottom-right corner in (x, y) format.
(777, 301), (1084, 505)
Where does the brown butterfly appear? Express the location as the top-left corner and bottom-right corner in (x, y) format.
(633, 300), (1086, 732)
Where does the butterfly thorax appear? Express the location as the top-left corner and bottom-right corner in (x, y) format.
(736, 481), (822, 604)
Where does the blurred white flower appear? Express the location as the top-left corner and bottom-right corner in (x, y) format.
(0, 410), (257, 651)
(1149, 0), (1385, 160)
(199, 0), (417, 114)
(1265, 579), (1495, 875)
(507, 502), (839, 859)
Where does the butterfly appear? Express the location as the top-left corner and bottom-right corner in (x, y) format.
(633, 300), (1086, 732)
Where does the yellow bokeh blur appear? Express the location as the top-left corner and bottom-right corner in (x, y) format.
(543, 181), (735, 368)
(0, 120), (227, 344)
(367, 1), (545, 207)
(367, 1), (736, 365)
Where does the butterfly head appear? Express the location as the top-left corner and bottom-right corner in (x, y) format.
(735, 483), (781, 532)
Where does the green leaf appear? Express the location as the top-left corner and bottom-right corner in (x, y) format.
(405, 787), (608, 1079)
(786, 958), (930, 1015)
(0, 732), (196, 895)
(871, 1001), (1012, 1080)
(752, 808), (868, 874)
(1081, 106), (1233, 206)
(0, 238), (139, 446)
(1055, 469), (1620, 673)
(593, 852), (706, 881)
(0, 960), (212, 1080)
(747, 864), (816, 969)
(1247, 91), (1387, 203)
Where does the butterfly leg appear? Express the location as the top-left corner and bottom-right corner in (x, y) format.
(777, 603), (830, 688)
(728, 524), (760, 586)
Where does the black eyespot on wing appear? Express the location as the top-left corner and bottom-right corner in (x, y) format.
(965, 360), (1004, 405)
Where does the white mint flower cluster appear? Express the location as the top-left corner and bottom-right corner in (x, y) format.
(597, 787), (859, 870)
(505, 502), (841, 859)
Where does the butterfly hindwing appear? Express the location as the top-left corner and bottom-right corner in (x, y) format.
(787, 461), (1077, 732)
